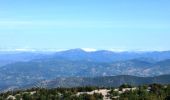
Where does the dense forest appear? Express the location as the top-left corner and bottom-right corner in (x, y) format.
(0, 84), (170, 100)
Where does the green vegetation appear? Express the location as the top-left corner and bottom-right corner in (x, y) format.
(0, 87), (102, 100)
(109, 84), (170, 100)
(0, 84), (170, 100)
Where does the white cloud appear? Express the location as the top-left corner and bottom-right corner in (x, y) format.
(81, 48), (97, 52)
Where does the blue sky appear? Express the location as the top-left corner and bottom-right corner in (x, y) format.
(0, 0), (170, 51)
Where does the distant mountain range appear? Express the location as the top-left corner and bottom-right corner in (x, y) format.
(0, 49), (170, 91)
(1, 49), (170, 65)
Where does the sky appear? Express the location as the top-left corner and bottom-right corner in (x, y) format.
(0, 0), (170, 51)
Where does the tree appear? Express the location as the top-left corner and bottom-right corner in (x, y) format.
(22, 93), (31, 100)
(15, 94), (21, 100)
(119, 84), (132, 91)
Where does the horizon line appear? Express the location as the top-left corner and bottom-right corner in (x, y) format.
(0, 48), (170, 52)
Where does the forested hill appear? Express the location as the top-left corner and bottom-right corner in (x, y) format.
(36, 75), (170, 88)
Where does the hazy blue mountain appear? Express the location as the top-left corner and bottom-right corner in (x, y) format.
(0, 51), (54, 67)
(1, 49), (170, 66)
(52, 49), (170, 62)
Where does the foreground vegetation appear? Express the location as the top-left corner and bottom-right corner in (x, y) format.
(0, 84), (170, 100)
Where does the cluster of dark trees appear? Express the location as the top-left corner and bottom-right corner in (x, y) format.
(109, 84), (170, 100)
(0, 84), (170, 100)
